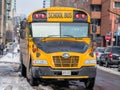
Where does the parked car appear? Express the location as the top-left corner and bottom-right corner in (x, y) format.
(118, 63), (120, 72)
(99, 46), (120, 67)
(94, 47), (105, 64)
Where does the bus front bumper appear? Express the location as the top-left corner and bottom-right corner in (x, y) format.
(31, 66), (96, 79)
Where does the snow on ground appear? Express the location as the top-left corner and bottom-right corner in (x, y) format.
(0, 44), (53, 90)
(0, 44), (35, 90)
(0, 44), (20, 64)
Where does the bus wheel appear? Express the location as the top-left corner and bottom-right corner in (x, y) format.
(28, 66), (39, 86)
(20, 54), (26, 77)
(84, 78), (95, 89)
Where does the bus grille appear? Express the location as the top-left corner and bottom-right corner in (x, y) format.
(53, 56), (79, 67)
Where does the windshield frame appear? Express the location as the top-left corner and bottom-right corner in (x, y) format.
(30, 22), (90, 38)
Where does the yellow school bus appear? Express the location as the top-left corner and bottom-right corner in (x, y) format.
(20, 7), (96, 89)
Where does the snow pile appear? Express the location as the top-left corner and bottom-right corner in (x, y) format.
(0, 44), (20, 64)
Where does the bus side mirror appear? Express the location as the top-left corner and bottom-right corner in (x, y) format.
(20, 19), (26, 39)
(20, 20), (26, 29)
(20, 29), (26, 39)
(92, 24), (97, 33)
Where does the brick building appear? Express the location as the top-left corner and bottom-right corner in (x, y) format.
(50, 0), (120, 46)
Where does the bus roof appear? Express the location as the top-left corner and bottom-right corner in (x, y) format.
(27, 7), (90, 23)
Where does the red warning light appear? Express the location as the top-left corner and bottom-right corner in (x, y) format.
(81, 14), (87, 19)
(34, 14), (39, 19)
(75, 14), (81, 19)
(40, 13), (46, 19)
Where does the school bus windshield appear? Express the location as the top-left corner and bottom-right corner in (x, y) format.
(30, 22), (89, 38)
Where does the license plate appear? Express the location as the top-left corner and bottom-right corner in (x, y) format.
(62, 70), (71, 75)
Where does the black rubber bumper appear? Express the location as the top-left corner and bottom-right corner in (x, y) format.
(32, 67), (96, 78)
(32, 66), (96, 78)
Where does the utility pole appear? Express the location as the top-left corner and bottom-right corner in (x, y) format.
(108, 9), (120, 46)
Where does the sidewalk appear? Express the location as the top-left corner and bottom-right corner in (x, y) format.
(0, 55), (2, 58)
(0, 44), (20, 64)
(97, 65), (120, 76)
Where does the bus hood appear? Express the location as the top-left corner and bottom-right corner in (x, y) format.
(33, 38), (90, 53)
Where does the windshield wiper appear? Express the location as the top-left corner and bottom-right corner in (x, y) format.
(47, 35), (60, 37)
(62, 35), (74, 37)
(47, 35), (74, 38)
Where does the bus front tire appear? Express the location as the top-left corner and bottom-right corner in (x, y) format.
(27, 66), (39, 86)
(84, 78), (95, 89)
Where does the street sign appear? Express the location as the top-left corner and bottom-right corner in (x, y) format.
(105, 34), (111, 42)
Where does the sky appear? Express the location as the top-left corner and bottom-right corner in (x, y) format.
(16, 0), (43, 16)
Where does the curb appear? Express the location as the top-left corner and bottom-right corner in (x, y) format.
(97, 65), (120, 76)
(0, 55), (3, 58)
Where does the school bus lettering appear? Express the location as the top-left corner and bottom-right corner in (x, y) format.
(48, 13), (63, 18)
(48, 12), (72, 18)
(64, 13), (72, 18)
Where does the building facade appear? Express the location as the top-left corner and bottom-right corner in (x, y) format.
(0, 0), (6, 45)
(50, 0), (120, 46)
(6, 0), (17, 42)
(0, 0), (16, 46)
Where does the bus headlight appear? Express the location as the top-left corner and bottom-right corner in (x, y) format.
(33, 60), (48, 64)
(84, 60), (96, 64)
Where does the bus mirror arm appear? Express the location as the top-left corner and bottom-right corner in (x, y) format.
(92, 42), (97, 52)
(92, 42), (97, 51)
(89, 41), (97, 57)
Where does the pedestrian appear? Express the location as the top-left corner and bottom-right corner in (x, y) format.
(0, 43), (4, 55)
(0, 44), (1, 55)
